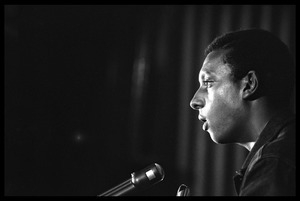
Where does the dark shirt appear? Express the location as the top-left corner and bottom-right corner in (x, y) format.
(233, 110), (296, 196)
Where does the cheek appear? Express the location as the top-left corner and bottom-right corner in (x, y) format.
(207, 97), (236, 122)
(207, 86), (241, 114)
(206, 88), (243, 133)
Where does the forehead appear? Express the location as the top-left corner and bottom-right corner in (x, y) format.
(199, 50), (232, 79)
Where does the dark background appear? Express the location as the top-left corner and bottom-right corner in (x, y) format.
(5, 5), (180, 196)
(5, 5), (295, 196)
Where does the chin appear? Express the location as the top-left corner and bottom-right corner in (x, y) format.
(211, 138), (227, 144)
(209, 132), (233, 144)
(210, 135), (223, 144)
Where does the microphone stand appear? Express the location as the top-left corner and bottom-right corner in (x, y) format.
(98, 177), (135, 196)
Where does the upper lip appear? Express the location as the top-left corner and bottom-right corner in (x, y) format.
(198, 114), (207, 122)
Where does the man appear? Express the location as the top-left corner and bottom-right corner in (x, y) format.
(190, 29), (295, 196)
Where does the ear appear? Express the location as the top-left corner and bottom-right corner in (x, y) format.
(241, 71), (259, 100)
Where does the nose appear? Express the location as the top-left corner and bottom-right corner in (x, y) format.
(190, 89), (205, 110)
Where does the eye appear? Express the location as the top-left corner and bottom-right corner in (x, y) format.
(202, 80), (214, 88)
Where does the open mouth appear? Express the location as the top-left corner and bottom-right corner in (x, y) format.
(198, 115), (208, 131)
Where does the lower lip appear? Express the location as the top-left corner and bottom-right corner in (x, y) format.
(202, 122), (208, 131)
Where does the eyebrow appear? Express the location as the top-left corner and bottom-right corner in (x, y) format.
(199, 70), (216, 81)
(201, 66), (217, 74)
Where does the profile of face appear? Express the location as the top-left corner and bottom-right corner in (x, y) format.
(190, 50), (249, 144)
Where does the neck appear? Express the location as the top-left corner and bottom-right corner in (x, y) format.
(238, 98), (276, 151)
(237, 142), (256, 151)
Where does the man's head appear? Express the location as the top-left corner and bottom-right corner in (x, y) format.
(190, 29), (294, 145)
(204, 29), (294, 106)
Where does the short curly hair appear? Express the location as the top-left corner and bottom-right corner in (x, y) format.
(205, 28), (295, 106)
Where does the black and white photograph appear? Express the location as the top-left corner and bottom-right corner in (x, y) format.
(5, 5), (295, 196)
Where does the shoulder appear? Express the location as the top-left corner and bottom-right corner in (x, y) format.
(239, 112), (296, 195)
(248, 117), (295, 172)
(262, 117), (295, 166)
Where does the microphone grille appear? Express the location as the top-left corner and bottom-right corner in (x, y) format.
(131, 163), (165, 187)
(153, 163), (165, 180)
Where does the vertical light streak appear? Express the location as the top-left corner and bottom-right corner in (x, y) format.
(176, 5), (195, 179)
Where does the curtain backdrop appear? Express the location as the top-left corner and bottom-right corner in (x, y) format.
(129, 5), (295, 196)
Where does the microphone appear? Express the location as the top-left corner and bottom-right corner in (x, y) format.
(98, 163), (165, 196)
(176, 184), (190, 196)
